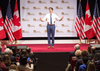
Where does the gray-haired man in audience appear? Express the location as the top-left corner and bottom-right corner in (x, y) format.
(69, 44), (80, 60)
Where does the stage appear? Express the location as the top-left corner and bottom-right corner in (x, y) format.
(2, 44), (90, 52)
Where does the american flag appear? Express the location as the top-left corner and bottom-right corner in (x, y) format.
(92, 1), (100, 41)
(74, 1), (86, 40)
(4, 2), (15, 41)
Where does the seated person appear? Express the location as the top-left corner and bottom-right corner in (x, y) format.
(0, 55), (7, 71)
(88, 46), (96, 60)
(17, 55), (34, 71)
(2, 54), (11, 69)
(4, 48), (16, 63)
(72, 50), (82, 60)
(87, 45), (92, 54)
(69, 44), (80, 62)
(93, 53), (100, 65)
(9, 64), (18, 71)
(79, 56), (88, 71)
(87, 61), (96, 71)
(75, 50), (88, 71)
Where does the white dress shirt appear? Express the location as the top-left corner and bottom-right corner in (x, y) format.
(42, 13), (60, 24)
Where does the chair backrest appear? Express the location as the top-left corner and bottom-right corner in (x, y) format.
(70, 56), (77, 71)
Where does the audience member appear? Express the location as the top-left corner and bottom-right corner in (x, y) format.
(88, 45), (92, 54)
(75, 50), (88, 71)
(0, 55), (7, 71)
(69, 44), (80, 61)
(17, 55), (34, 71)
(21, 49), (29, 58)
(87, 61), (96, 71)
(93, 53), (100, 65)
(88, 46), (96, 60)
(79, 56), (88, 71)
(5, 48), (16, 63)
(9, 64), (18, 71)
(74, 50), (82, 59)
(2, 54), (11, 69)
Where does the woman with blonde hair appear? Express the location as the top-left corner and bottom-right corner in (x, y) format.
(75, 50), (82, 59)
(87, 61), (96, 71)
(9, 64), (18, 71)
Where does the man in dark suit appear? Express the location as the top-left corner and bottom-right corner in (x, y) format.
(75, 50), (88, 71)
(69, 44), (80, 62)
(88, 46), (96, 60)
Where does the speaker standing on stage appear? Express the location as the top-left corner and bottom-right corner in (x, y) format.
(40, 7), (64, 48)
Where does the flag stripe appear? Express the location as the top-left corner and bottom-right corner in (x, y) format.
(92, 1), (100, 41)
(74, 1), (86, 40)
(4, 2), (15, 41)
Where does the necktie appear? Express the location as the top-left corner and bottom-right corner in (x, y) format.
(50, 14), (52, 25)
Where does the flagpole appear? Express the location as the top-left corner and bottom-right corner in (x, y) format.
(79, 0), (82, 44)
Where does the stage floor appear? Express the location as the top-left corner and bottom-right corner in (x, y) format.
(2, 44), (90, 52)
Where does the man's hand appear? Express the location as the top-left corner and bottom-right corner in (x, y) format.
(40, 17), (44, 22)
(59, 16), (64, 21)
(62, 16), (64, 19)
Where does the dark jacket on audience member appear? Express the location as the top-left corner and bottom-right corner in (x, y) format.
(69, 51), (76, 62)
(88, 52), (96, 60)
(9, 55), (16, 62)
(75, 59), (82, 71)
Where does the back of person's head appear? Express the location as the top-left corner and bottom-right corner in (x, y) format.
(75, 50), (82, 57)
(26, 47), (31, 54)
(9, 64), (18, 71)
(82, 56), (88, 65)
(81, 50), (88, 57)
(20, 55), (27, 65)
(91, 46), (95, 53)
(74, 44), (80, 51)
(0, 46), (2, 52)
(88, 45), (92, 53)
(2, 54), (11, 66)
(5, 48), (11, 54)
(21, 49), (29, 57)
(94, 53), (100, 61)
(87, 61), (95, 71)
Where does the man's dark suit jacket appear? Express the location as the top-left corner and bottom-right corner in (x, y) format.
(69, 51), (76, 62)
(88, 52), (95, 60)
(75, 59), (82, 71)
